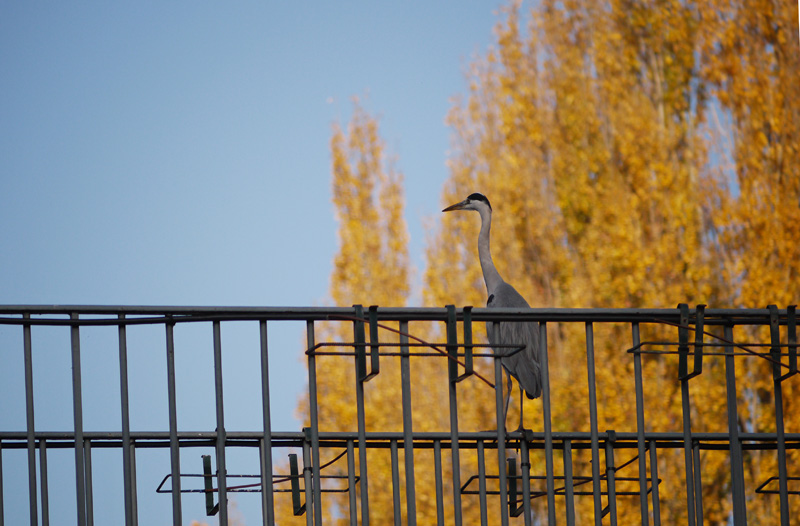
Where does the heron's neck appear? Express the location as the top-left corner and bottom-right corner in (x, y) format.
(478, 208), (503, 294)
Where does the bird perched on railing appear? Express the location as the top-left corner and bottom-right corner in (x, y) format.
(443, 192), (542, 431)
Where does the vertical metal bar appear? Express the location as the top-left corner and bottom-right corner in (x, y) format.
(399, 320), (417, 525)
(692, 441), (703, 525)
(352, 307), (370, 526)
(649, 440), (661, 526)
(434, 440), (444, 526)
(213, 321), (228, 526)
(724, 324), (747, 524)
(165, 320), (182, 525)
(539, 322), (555, 525)
(129, 441), (138, 525)
(22, 314), (38, 526)
(493, 335), (509, 526)
(84, 439), (93, 526)
(259, 320), (275, 526)
(477, 440), (488, 526)
(0, 439), (4, 526)
(117, 315), (134, 526)
(520, 432), (532, 526)
(306, 320), (322, 526)
(585, 322), (602, 525)
(769, 306), (790, 526)
(605, 432), (617, 526)
(71, 313), (87, 526)
(347, 440), (357, 526)
(563, 440), (575, 526)
(302, 437), (314, 526)
(39, 440), (49, 526)
(632, 322), (650, 526)
(680, 310), (697, 526)
(391, 440), (401, 526)
(446, 306), (463, 526)
(258, 440), (270, 525)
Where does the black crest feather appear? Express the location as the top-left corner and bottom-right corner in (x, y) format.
(467, 193), (491, 210)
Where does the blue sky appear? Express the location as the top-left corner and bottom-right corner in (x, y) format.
(1, 2), (509, 524)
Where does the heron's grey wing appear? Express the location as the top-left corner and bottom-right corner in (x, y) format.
(486, 282), (542, 399)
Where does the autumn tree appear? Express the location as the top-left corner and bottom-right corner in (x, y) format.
(425, 0), (799, 524)
(278, 1), (799, 524)
(274, 100), (419, 524)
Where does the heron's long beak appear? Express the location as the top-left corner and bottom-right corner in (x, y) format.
(442, 199), (468, 212)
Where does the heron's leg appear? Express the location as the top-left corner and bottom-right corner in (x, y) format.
(517, 384), (525, 432)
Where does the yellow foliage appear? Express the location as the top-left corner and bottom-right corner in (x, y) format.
(279, 0), (800, 523)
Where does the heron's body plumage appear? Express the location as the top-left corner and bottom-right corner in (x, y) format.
(486, 281), (542, 399)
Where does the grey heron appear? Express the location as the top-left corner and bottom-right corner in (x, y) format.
(443, 192), (542, 431)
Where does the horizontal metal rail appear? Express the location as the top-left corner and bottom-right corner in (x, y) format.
(0, 305), (797, 324)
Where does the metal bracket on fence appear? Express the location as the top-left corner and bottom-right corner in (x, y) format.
(289, 453), (306, 516)
(460, 306), (474, 381)
(447, 305), (474, 383)
(202, 455), (220, 516)
(770, 305), (783, 381)
(507, 457), (524, 517)
(679, 304), (704, 380)
(353, 305), (379, 383)
(157, 450), (356, 518)
(755, 476), (800, 495)
(781, 305), (798, 381)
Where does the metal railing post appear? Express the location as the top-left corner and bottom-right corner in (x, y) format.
(724, 324), (747, 524)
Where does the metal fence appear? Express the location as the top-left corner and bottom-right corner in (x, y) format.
(0, 305), (797, 525)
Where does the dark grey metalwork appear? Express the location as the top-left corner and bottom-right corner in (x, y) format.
(305, 319), (322, 526)
(585, 322), (603, 525)
(0, 438), (4, 526)
(434, 439), (444, 525)
(84, 439), (93, 526)
(352, 309), (370, 526)
(164, 320), (182, 525)
(649, 440), (661, 526)
(679, 306), (698, 526)
(724, 324), (747, 524)
(492, 327), (510, 526)
(539, 321), (555, 525)
(259, 320), (276, 525)
(477, 440), (488, 525)
(769, 305), (791, 526)
(70, 313), (87, 526)
(213, 321), (229, 526)
(0, 305), (798, 525)
(447, 306), (464, 526)
(23, 315), (37, 526)
(390, 439), (401, 526)
(39, 439), (49, 526)
(399, 320), (417, 525)
(692, 440), (704, 524)
(519, 432), (532, 526)
(347, 439), (357, 526)
(563, 439), (575, 526)
(632, 322), (649, 526)
(117, 315), (136, 526)
(605, 431), (618, 525)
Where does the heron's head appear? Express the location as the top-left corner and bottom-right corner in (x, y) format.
(442, 193), (492, 213)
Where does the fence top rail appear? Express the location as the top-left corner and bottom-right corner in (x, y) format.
(0, 304), (794, 326)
